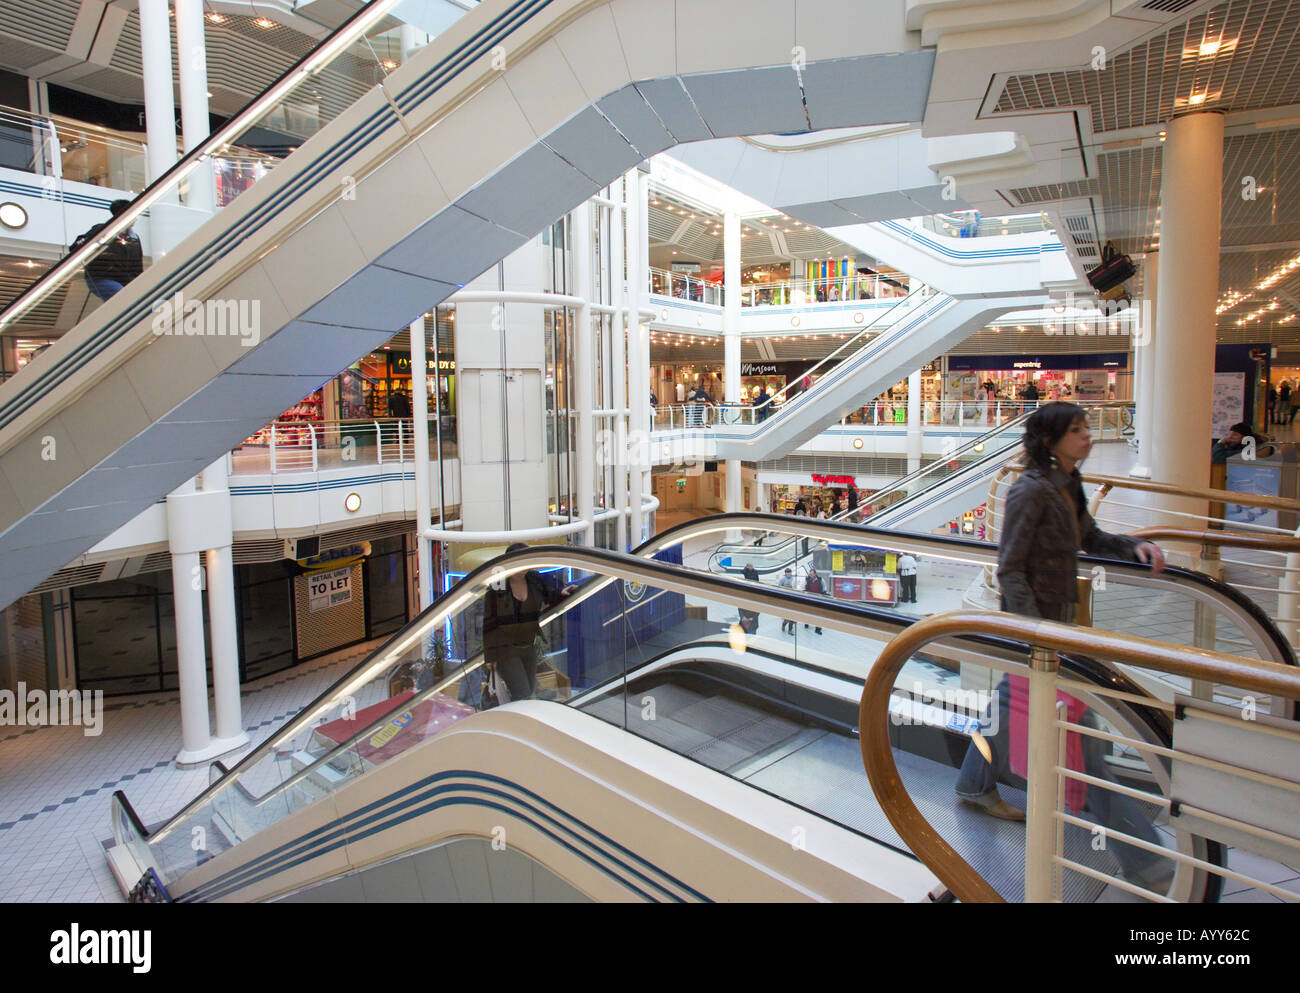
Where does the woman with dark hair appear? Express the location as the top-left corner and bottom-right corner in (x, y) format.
(953, 404), (1174, 888)
(481, 543), (576, 703)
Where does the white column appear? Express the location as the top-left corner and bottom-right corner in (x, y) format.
(723, 212), (741, 405)
(907, 368), (922, 474)
(138, 0), (178, 186)
(626, 170), (646, 546)
(198, 457), (246, 749)
(410, 316), (434, 605)
(170, 548), (210, 761)
(400, 23), (429, 61)
(1131, 251), (1158, 478)
(166, 475), (211, 763)
(611, 183), (629, 551)
(726, 459), (742, 516)
(1148, 114), (1223, 530)
(572, 202), (596, 546)
(173, 0), (214, 213)
(637, 169), (653, 537)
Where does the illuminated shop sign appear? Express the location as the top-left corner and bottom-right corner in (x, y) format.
(812, 473), (855, 486)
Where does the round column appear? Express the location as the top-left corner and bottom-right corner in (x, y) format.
(907, 368), (922, 474)
(138, 0), (178, 186)
(1131, 251), (1158, 477)
(1148, 113), (1223, 530)
(174, 0), (214, 213)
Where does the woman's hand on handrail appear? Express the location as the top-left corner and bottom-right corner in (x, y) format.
(1134, 541), (1166, 575)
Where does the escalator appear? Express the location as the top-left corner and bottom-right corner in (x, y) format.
(108, 537), (1293, 902)
(708, 410), (1033, 578)
(669, 289), (1048, 462)
(0, 0), (955, 612)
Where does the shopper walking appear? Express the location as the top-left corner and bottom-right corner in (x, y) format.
(951, 402), (1173, 890)
(897, 552), (918, 603)
(1267, 384), (1278, 427)
(738, 562), (761, 633)
(1279, 381), (1292, 426)
(802, 567), (824, 635)
(1290, 384), (1300, 426)
(778, 568), (796, 633)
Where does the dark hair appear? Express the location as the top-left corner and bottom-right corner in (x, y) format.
(1023, 402), (1087, 471)
(1229, 421), (1252, 436)
(109, 199), (131, 217)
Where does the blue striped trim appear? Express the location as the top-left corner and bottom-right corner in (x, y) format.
(230, 470), (414, 495)
(0, 177), (119, 211)
(0, 0), (554, 431)
(179, 770), (708, 903)
(879, 218), (1065, 259)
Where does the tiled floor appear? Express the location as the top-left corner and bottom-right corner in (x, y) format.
(0, 639), (385, 903)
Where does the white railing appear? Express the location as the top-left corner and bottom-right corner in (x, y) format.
(919, 211), (1052, 239)
(648, 268), (724, 305)
(735, 273), (912, 308)
(232, 418), (453, 475)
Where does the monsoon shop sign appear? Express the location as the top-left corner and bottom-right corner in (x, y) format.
(309, 567), (353, 612)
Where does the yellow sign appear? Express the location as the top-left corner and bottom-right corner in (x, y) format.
(369, 710), (413, 748)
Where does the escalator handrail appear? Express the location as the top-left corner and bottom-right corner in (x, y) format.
(1129, 528), (1300, 553)
(714, 284), (937, 419)
(638, 512), (1299, 669)
(863, 399), (1139, 528)
(857, 608), (1300, 903)
(139, 544), (974, 849)
(707, 409), (1037, 570)
(0, 0), (406, 333)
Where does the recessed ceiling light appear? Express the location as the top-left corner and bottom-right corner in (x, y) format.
(254, 17), (274, 28)
(1198, 40), (1222, 56)
(206, 12), (226, 24)
(1187, 92), (1208, 105)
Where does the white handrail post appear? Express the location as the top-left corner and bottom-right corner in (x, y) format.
(398, 418), (405, 462)
(1025, 643), (1059, 902)
(374, 420), (383, 465)
(310, 424), (318, 472)
(269, 424), (277, 475)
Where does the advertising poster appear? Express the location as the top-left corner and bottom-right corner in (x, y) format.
(1212, 372), (1246, 438)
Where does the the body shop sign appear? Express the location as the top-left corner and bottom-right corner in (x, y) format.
(309, 567), (353, 612)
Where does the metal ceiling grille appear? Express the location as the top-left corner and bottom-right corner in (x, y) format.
(0, 0), (80, 55)
(994, 0), (1300, 132)
(757, 454), (917, 478)
(1006, 180), (1100, 205)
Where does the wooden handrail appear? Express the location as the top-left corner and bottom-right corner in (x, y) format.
(1129, 528), (1300, 552)
(858, 609), (1300, 903)
(988, 464), (1300, 515)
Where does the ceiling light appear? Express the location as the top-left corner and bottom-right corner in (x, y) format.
(382, 60), (398, 70)
(1187, 92), (1208, 105)
(1198, 40), (1222, 56)
(254, 16), (275, 28)
(344, 493), (362, 513)
(206, 12), (227, 24)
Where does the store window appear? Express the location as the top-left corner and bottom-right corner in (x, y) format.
(365, 536), (410, 639)
(238, 561), (296, 682)
(72, 573), (211, 696)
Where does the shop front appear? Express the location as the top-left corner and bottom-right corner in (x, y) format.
(68, 535), (412, 695)
(945, 352), (1131, 403)
(767, 472), (866, 516)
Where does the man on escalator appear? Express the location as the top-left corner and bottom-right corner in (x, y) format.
(72, 199), (144, 301)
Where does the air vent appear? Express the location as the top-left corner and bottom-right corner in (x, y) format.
(1140, 0), (1198, 11)
(28, 564), (108, 595)
(1006, 180), (1101, 206)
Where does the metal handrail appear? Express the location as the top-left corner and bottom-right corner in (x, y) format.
(0, 0), (405, 331)
(857, 609), (1300, 903)
(717, 285), (936, 421)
